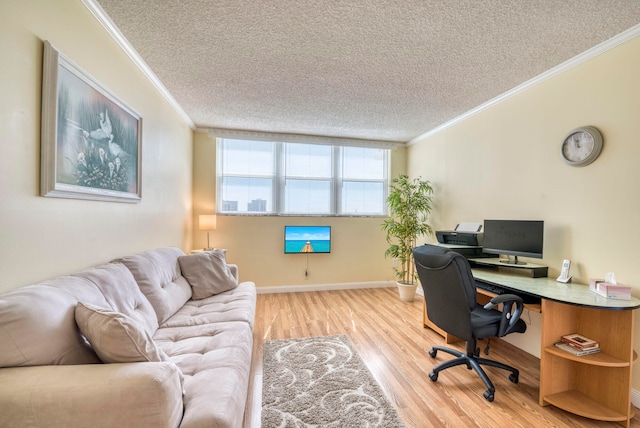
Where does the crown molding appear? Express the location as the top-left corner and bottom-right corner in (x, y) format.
(81, 0), (195, 129)
(408, 24), (640, 145)
(82, 1), (640, 144)
(207, 128), (405, 149)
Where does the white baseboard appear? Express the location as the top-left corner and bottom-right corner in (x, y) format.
(256, 280), (395, 294)
(632, 388), (640, 409)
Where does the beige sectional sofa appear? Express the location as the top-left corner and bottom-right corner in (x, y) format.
(0, 247), (256, 428)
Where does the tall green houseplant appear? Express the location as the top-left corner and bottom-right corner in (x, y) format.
(382, 175), (434, 285)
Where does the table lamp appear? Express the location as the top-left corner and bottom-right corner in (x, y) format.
(199, 214), (217, 250)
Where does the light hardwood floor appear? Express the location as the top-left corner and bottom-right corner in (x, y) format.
(245, 287), (640, 427)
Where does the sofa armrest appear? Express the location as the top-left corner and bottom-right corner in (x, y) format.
(228, 263), (239, 281)
(0, 362), (183, 428)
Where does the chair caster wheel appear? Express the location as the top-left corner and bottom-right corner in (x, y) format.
(429, 349), (437, 358)
(483, 390), (494, 402)
(509, 373), (519, 384)
(429, 371), (438, 382)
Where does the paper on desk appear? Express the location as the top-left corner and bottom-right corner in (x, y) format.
(455, 222), (483, 232)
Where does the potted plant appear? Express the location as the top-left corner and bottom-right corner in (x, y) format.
(382, 175), (434, 301)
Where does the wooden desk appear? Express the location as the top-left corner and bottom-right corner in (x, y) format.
(422, 266), (640, 427)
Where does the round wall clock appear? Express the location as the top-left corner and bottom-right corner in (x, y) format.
(560, 126), (603, 167)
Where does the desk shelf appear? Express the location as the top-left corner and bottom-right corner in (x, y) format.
(540, 299), (636, 427)
(469, 258), (548, 278)
(544, 346), (637, 367)
(544, 390), (632, 423)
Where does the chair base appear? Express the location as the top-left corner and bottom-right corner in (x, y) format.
(428, 345), (519, 402)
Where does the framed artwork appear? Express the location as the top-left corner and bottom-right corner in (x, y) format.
(41, 40), (142, 203)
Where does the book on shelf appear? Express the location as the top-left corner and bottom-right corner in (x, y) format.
(554, 341), (601, 356)
(563, 341), (599, 352)
(561, 333), (599, 350)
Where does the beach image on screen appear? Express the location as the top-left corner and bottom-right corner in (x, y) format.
(284, 226), (331, 253)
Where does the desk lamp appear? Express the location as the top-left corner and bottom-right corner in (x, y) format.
(199, 214), (216, 250)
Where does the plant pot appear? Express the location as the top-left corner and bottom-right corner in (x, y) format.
(397, 282), (418, 302)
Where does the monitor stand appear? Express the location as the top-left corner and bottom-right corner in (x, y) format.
(499, 256), (526, 265)
(469, 258), (548, 278)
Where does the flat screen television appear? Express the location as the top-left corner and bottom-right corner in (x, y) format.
(284, 226), (331, 254)
(482, 220), (544, 265)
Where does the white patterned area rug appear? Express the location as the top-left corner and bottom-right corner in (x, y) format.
(261, 334), (406, 427)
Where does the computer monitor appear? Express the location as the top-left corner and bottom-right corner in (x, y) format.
(482, 220), (544, 265)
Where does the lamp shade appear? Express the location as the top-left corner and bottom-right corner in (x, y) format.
(199, 214), (217, 231)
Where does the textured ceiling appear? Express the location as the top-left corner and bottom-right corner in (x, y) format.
(92, 0), (640, 143)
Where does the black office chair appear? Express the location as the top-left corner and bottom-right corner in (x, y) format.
(413, 244), (527, 402)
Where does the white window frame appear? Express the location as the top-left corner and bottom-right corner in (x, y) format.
(216, 138), (390, 216)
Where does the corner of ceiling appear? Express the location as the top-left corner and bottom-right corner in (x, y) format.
(81, 0), (196, 129)
(407, 23), (640, 147)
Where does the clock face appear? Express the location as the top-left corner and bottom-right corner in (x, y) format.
(562, 131), (594, 162)
(560, 126), (603, 167)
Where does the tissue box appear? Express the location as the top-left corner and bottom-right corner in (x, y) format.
(589, 279), (631, 300)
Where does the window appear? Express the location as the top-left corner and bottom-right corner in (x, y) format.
(340, 147), (386, 215)
(284, 143), (332, 214)
(219, 139), (274, 213)
(217, 138), (389, 216)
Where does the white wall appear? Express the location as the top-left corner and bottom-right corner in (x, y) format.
(0, 0), (193, 292)
(408, 36), (640, 384)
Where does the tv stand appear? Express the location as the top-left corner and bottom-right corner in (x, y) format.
(469, 258), (548, 278)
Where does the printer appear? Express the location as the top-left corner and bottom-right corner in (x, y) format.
(435, 222), (483, 246)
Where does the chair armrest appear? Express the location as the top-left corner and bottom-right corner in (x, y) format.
(483, 293), (523, 308)
(0, 362), (183, 428)
(483, 294), (525, 332)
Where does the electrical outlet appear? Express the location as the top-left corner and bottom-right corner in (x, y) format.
(392, 258), (398, 268)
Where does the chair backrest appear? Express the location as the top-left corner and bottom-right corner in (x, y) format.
(413, 244), (477, 341)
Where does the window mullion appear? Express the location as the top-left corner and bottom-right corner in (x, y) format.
(274, 142), (283, 213)
(216, 138), (223, 212)
(333, 146), (341, 215)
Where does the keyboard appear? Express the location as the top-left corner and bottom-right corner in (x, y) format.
(476, 282), (506, 295)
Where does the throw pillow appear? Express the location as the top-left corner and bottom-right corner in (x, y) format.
(178, 250), (239, 299)
(75, 302), (171, 364)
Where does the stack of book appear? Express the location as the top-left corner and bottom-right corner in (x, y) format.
(554, 333), (600, 356)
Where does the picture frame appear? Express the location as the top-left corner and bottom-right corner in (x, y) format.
(41, 40), (142, 203)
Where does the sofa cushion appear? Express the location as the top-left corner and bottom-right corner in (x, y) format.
(75, 302), (170, 364)
(0, 262), (155, 368)
(114, 247), (192, 324)
(0, 282), (101, 368)
(73, 263), (159, 336)
(160, 281), (256, 330)
(178, 251), (238, 299)
(154, 321), (253, 428)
